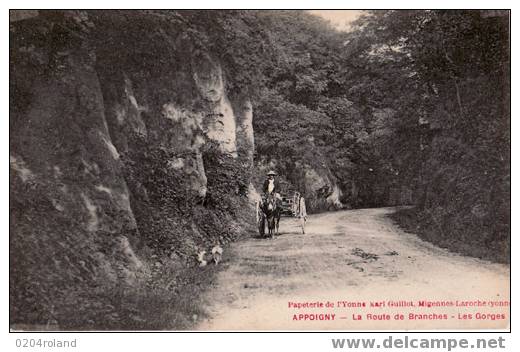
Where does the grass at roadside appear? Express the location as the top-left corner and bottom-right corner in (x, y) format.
(388, 207), (509, 264)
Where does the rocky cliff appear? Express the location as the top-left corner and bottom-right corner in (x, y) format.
(252, 135), (344, 213)
(10, 10), (256, 328)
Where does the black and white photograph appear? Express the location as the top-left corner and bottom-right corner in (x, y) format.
(9, 9), (510, 331)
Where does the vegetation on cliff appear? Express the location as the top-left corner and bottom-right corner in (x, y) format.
(214, 10), (510, 262)
(9, 9), (510, 330)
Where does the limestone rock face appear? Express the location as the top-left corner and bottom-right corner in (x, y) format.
(9, 10), (256, 326)
(300, 163), (343, 212)
(9, 10), (38, 22)
(234, 97), (255, 164)
(10, 42), (141, 268)
(192, 52), (238, 157)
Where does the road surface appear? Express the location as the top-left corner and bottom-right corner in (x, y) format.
(197, 208), (510, 330)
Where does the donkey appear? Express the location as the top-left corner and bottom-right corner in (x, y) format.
(260, 193), (281, 239)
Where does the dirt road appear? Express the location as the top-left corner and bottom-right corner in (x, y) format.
(197, 208), (510, 330)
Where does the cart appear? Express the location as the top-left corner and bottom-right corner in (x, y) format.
(256, 191), (307, 236)
(279, 191), (307, 234)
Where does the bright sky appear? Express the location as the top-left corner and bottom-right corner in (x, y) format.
(308, 10), (364, 31)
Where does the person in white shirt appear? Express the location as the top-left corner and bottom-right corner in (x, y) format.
(262, 170), (279, 195)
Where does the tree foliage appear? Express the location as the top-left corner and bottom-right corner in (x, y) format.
(343, 10), (510, 261)
(216, 10), (509, 261)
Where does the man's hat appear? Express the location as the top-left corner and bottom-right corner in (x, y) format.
(267, 170), (277, 176)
